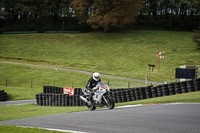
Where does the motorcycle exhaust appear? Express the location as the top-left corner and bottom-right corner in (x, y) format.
(80, 96), (90, 104)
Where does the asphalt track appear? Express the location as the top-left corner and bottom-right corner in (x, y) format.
(1, 103), (200, 133)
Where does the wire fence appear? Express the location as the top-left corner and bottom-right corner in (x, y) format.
(0, 78), (148, 89)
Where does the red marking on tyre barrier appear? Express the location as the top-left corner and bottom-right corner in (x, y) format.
(63, 87), (75, 95)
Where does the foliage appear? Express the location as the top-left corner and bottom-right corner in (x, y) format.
(193, 29), (200, 49)
(141, 0), (200, 16)
(0, 0), (200, 31)
(72, 0), (143, 32)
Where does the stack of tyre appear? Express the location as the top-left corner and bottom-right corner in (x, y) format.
(110, 78), (200, 104)
(0, 90), (8, 101)
(35, 86), (84, 106)
(35, 78), (200, 106)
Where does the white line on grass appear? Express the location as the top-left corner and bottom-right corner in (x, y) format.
(18, 126), (88, 133)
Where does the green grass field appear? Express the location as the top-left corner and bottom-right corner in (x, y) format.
(1, 30), (199, 83)
(0, 125), (70, 133)
(0, 30), (200, 133)
(0, 63), (147, 100)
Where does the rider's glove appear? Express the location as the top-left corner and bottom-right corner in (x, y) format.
(92, 86), (98, 93)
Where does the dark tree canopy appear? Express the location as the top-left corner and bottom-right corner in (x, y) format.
(72, 0), (143, 32)
(0, 0), (199, 32)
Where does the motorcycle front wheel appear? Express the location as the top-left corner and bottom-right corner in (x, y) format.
(86, 104), (96, 111)
(106, 96), (115, 109)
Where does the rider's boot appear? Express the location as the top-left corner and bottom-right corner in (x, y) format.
(88, 93), (94, 105)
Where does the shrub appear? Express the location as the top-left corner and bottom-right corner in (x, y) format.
(194, 29), (200, 49)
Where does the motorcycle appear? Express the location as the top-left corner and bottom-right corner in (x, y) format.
(80, 81), (115, 111)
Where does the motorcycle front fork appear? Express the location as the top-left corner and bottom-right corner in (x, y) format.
(103, 96), (108, 105)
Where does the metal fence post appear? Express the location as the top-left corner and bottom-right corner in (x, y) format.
(128, 81), (130, 88)
(6, 78), (8, 87)
(31, 80), (33, 88)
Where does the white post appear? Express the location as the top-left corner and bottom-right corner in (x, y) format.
(145, 74), (148, 85)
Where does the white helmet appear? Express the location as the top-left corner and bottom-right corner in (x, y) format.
(93, 72), (100, 81)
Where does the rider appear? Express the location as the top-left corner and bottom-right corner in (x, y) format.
(86, 72), (101, 100)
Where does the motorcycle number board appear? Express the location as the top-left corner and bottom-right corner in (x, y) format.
(63, 87), (75, 96)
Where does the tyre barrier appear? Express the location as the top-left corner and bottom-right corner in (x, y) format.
(0, 90), (8, 101)
(194, 78), (200, 91)
(36, 93), (85, 106)
(43, 86), (83, 95)
(35, 78), (200, 106)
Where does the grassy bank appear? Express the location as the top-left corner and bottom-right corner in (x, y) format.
(0, 104), (88, 121)
(0, 91), (199, 122)
(0, 125), (69, 133)
(0, 63), (147, 100)
(1, 30), (199, 82)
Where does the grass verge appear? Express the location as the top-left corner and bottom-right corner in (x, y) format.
(0, 125), (70, 133)
(0, 104), (88, 121)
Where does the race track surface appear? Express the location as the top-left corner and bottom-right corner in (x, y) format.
(1, 103), (200, 133)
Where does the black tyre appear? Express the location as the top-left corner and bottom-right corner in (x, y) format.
(186, 80), (195, 92)
(145, 86), (152, 99)
(112, 91), (118, 103)
(151, 87), (158, 98)
(168, 83), (175, 95)
(87, 104), (96, 111)
(0, 90), (5, 94)
(0, 93), (7, 101)
(43, 86), (47, 93)
(193, 79), (200, 91)
(180, 81), (188, 93)
(121, 90), (127, 102)
(106, 96), (115, 109)
(134, 88), (141, 100)
(157, 85), (163, 97)
(130, 88), (136, 101)
(174, 82), (182, 94)
(162, 84), (169, 96)
(116, 91), (122, 103)
(139, 87), (146, 99)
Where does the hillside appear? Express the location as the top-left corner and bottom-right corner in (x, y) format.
(0, 30), (199, 82)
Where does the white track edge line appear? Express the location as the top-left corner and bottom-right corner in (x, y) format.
(19, 125), (88, 133)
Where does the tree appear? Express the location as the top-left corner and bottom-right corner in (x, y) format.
(194, 29), (200, 49)
(72, 0), (143, 32)
(71, 0), (92, 23)
(0, 0), (16, 20)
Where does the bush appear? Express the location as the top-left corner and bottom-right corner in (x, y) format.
(194, 29), (200, 49)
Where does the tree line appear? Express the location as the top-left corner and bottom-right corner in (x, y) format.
(0, 0), (199, 32)
(141, 0), (200, 16)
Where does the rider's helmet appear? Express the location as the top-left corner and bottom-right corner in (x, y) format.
(93, 72), (100, 81)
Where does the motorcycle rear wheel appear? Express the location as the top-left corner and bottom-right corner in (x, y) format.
(87, 104), (96, 111)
